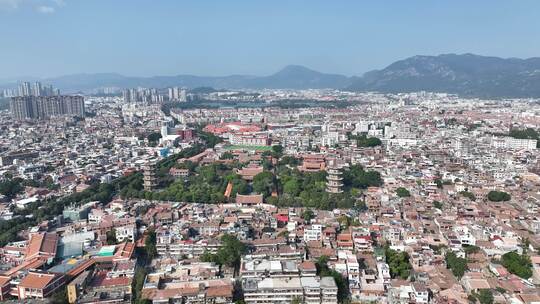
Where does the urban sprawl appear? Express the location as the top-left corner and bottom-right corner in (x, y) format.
(0, 82), (539, 304)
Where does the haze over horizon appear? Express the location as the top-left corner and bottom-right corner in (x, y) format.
(1, 0), (540, 79)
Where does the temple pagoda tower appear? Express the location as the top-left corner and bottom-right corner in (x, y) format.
(326, 161), (343, 194)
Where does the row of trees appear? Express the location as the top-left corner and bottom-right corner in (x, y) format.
(145, 228), (158, 260)
(508, 128), (540, 140)
(492, 127), (540, 149)
(131, 228), (158, 304)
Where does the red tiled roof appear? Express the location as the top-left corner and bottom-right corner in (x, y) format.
(224, 182), (233, 198)
(206, 285), (233, 298)
(299, 261), (317, 271)
(90, 272), (131, 288)
(66, 259), (94, 278)
(114, 242), (135, 261)
(236, 194), (263, 205)
(25, 233), (58, 261)
(337, 233), (352, 241)
(0, 276), (10, 286)
(238, 167), (263, 178)
(19, 272), (63, 289)
(275, 215), (289, 222)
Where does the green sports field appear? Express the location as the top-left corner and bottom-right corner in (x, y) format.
(224, 145), (273, 151)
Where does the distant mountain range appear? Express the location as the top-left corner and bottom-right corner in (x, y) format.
(0, 65), (352, 93)
(2, 54), (540, 97)
(348, 53), (540, 98)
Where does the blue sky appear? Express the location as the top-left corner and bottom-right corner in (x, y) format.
(0, 0), (539, 78)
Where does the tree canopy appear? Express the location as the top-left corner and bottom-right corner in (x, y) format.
(106, 230), (117, 245)
(342, 165), (382, 189)
(252, 171), (275, 197)
(201, 234), (247, 269)
(315, 256), (349, 303)
(0, 178), (24, 198)
(446, 251), (468, 279)
(506, 128), (540, 148)
(501, 251), (532, 279)
(145, 228), (157, 260)
(487, 191), (511, 202)
(302, 209), (315, 222)
(271, 145), (284, 158)
(147, 132), (162, 143)
(470, 289), (494, 304)
(348, 133), (382, 147)
(385, 246), (412, 279)
(509, 128), (539, 140)
(460, 191), (476, 201)
(396, 187), (411, 198)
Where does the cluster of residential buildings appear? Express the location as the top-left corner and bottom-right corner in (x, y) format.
(121, 86), (188, 103)
(10, 95), (85, 120)
(0, 98), (197, 214)
(2, 81), (60, 98)
(0, 91), (539, 303)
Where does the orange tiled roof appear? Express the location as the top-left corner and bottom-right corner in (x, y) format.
(206, 285), (233, 298)
(0, 276), (10, 286)
(66, 259), (94, 278)
(25, 232), (58, 261)
(90, 271), (131, 288)
(19, 272), (62, 289)
(114, 242), (135, 261)
(236, 194), (263, 205)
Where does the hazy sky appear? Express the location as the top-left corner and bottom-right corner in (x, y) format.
(1, 0), (539, 79)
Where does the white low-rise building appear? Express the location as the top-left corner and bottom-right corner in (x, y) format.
(115, 224), (136, 242)
(304, 224), (323, 242)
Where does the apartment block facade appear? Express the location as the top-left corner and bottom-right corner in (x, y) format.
(10, 95), (85, 120)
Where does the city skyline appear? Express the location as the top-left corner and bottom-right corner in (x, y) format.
(1, 1), (540, 78)
(2, 2), (540, 304)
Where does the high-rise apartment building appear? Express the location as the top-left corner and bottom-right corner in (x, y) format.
(16, 82), (57, 97)
(122, 87), (168, 103)
(168, 87), (187, 102)
(2, 89), (17, 98)
(18, 82), (32, 97)
(32, 82), (42, 97)
(10, 95), (85, 120)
